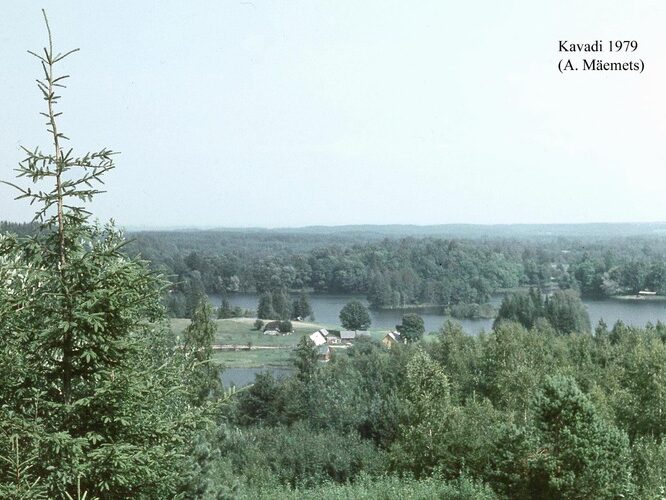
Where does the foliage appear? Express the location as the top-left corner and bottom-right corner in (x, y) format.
(233, 372), (286, 426)
(238, 474), (498, 499)
(183, 297), (221, 405)
(445, 302), (496, 319)
(339, 300), (371, 330)
(256, 289), (292, 320)
(257, 291), (275, 319)
(527, 375), (632, 499)
(494, 289), (590, 334)
(220, 422), (385, 489)
(544, 289), (591, 334)
(493, 288), (543, 330)
(271, 289), (292, 320)
(292, 290), (313, 320)
(278, 320), (293, 333)
(217, 297), (245, 319)
(7, 11), (666, 498)
(0, 13), (216, 497)
(125, 223), (666, 317)
(293, 337), (318, 382)
(396, 313), (425, 342)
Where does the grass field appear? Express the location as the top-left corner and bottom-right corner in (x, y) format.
(213, 347), (294, 368)
(170, 317), (395, 368)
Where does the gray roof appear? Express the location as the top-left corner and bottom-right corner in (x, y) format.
(340, 330), (356, 339)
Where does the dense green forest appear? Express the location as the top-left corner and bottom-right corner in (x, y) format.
(122, 228), (666, 316)
(222, 319), (666, 498)
(10, 224), (666, 317)
(4, 12), (666, 499)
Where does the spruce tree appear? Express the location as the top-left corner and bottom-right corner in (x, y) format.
(0, 11), (211, 497)
(292, 290), (312, 320)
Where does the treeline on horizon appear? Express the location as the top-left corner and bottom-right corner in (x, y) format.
(5, 222), (666, 314)
(114, 228), (666, 317)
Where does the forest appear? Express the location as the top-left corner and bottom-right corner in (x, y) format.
(3, 11), (666, 500)
(125, 228), (666, 317)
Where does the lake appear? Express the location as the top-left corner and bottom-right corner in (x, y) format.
(211, 292), (666, 334)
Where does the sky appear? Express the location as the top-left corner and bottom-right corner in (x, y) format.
(1, 1), (666, 228)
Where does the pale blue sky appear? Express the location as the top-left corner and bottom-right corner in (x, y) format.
(1, 1), (665, 228)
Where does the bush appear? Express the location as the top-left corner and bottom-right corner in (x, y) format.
(445, 302), (496, 319)
(221, 422), (386, 489)
(254, 319), (264, 330)
(236, 475), (498, 499)
(279, 320), (293, 333)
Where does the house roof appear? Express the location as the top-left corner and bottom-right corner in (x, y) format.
(340, 330), (356, 339)
(384, 331), (403, 343)
(318, 328), (329, 336)
(309, 331), (327, 346)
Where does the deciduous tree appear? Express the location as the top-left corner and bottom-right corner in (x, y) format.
(339, 300), (371, 330)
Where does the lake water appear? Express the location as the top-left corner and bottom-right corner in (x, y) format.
(211, 292), (666, 334)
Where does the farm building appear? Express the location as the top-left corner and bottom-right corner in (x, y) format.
(340, 330), (356, 341)
(382, 331), (403, 349)
(317, 344), (331, 362)
(309, 330), (327, 346)
(340, 331), (370, 344)
(327, 334), (342, 345)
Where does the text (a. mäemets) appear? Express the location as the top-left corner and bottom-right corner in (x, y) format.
(557, 40), (644, 74)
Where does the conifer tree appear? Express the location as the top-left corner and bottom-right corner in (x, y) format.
(257, 291), (275, 319)
(0, 11), (211, 497)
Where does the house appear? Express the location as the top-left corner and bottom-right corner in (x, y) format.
(340, 330), (356, 342)
(339, 330), (370, 344)
(638, 290), (657, 296)
(309, 330), (327, 346)
(327, 334), (342, 345)
(317, 344), (331, 362)
(382, 331), (403, 349)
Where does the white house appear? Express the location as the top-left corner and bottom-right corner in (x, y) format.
(309, 330), (327, 346)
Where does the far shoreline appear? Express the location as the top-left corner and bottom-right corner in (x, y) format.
(611, 294), (666, 302)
